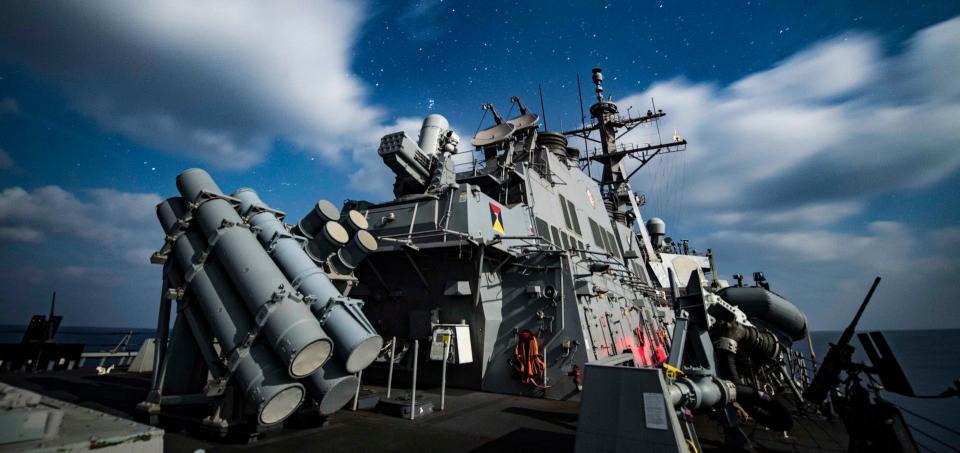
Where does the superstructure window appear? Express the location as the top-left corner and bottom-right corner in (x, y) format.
(561, 232), (572, 250)
(605, 230), (620, 257)
(550, 226), (562, 247)
(589, 218), (604, 248)
(535, 217), (550, 243)
(558, 195), (572, 230)
(565, 199), (582, 235)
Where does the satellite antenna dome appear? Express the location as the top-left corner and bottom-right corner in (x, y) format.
(646, 217), (666, 249)
(646, 217), (666, 236)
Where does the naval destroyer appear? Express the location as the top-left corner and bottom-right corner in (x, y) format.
(2, 68), (951, 452)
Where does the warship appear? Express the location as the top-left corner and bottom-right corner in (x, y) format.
(2, 68), (954, 452)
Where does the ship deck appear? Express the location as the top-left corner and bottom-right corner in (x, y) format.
(0, 369), (847, 452)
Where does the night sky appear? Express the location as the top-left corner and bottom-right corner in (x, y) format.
(1, 0), (958, 329)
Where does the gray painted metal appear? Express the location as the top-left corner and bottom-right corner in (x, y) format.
(575, 365), (685, 452)
(157, 198), (305, 425)
(232, 188), (383, 373)
(339, 210), (369, 235)
(306, 221), (349, 263)
(717, 286), (808, 340)
(418, 113), (449, 156)
(295, 200), (340, 239)
(329, 229), (378, 275)
(175, 168), (332, 378)
(0, 383), (61, 444)
(303, 361), (359, 415)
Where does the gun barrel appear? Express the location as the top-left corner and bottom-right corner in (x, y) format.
(838, 276), (881, 347)
(803, 276), (881, 404)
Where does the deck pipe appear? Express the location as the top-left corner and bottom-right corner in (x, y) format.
(176, 168), (332, 378)
(157, 198), (305, 425)
(232, 188), (384, 373)
(328, 229), (379, 275)
(292, 200), (340, 239)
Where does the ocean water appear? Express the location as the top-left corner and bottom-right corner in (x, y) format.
(1, 326), (957, 449)
(0, 325), (155, 354)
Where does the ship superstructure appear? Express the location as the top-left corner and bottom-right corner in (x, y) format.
(349, 68), (704, 399)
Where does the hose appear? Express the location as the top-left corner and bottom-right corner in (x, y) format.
(715, 323), (793, 431)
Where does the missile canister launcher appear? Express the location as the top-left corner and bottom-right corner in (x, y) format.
(232, 188), (383, 373)
(175, 169), (333, 379)
(292, 199), (340, 239)
(156, 197), (305, 426)
(143, 169), (383, 436)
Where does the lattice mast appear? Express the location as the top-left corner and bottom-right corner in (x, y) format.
(563, 68), (687, 225)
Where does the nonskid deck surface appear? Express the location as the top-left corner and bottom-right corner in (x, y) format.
(0, 370), (846, 452)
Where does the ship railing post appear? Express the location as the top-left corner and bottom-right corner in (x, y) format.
(386, 337), (396, 398)
(352, 370), (362, 411)
(440, 337), (450, 411)
(410, 339), (419, 420)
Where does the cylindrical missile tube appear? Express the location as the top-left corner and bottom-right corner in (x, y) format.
(233, 189), (384, 373)
(293, 200), (340, 239)
(157, 198), (305, 425)
(305, 221), (349, 263)
(176, 169), (332, 378)
(339, 210), (369, 236)
(328, 230), (378, 276)
(303, 361), (360, 415)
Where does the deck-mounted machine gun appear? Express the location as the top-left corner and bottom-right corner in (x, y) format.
(804, 277), (925, 452)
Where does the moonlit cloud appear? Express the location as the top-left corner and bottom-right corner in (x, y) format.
(0, 148), (15, 170)
(0, 185), (165, 326)
(0, 98), (18, 114)
(617, 17), (960, 329)
(0, 186), (162, 257)
(704, 222), (960, 330)
(624, 21), (960, 222)
(0, 0), (383, 170)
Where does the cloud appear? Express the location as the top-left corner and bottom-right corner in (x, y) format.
(0, 226), (41, 242)
(704, 222), (960, 330)
(0, 97), (18, 114)
(0, 1), (382, 170)
(0, 186), (162, 260)
(0, 185), (165, 326)
(611, 17), (960, 330)
(0, 148), (15, 169)
(622, 17), (960, 230)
